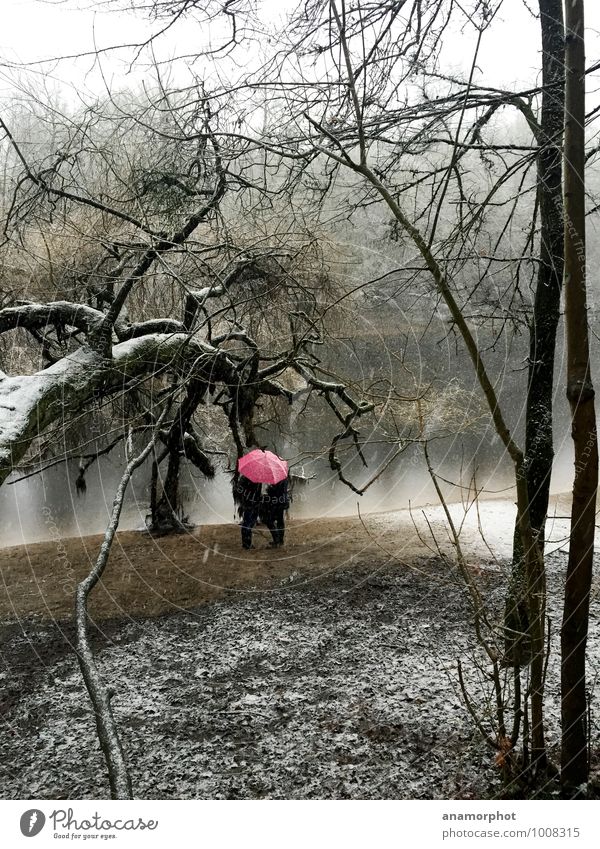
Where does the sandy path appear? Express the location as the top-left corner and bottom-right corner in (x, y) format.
(0, 494), (574, 624)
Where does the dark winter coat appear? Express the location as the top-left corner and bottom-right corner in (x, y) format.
(260, 479), (290, 521)
(233, 475), (262, 519)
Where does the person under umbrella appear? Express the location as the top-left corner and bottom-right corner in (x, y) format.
(234, 449), (289, 550)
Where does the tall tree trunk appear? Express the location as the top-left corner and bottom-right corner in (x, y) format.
(505, 0), (565, 673)
(561, 0), (598, 791)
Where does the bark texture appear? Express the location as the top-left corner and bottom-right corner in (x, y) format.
(561, 0), (598, 791)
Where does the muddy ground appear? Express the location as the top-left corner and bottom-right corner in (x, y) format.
(1, 506), (600, 799)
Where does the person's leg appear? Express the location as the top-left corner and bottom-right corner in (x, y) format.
(260, 505), (278, 545)
(274, 510), (285, 545)
(241, 507), (258, 548)
(262, 513), (278, 546)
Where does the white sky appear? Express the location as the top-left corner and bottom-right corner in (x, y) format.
(0, 0), (599, 102)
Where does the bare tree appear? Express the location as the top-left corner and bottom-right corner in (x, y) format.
(561, 0), (598, 793)
(504, 0), (564, 680)
(259, 0), (552, 772)
(0, 87), (380, 519)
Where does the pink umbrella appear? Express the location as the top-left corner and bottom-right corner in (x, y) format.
(238, 449), (288, 484)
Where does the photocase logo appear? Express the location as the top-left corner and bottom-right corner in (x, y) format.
(20, 810), (46, 837)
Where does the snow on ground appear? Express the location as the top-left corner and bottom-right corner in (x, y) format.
(1, 497), (599, 799)
(0, 561), (500, 799)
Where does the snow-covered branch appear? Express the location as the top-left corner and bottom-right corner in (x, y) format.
(0, 301), (105, 336)
(0, 333), (237, 484)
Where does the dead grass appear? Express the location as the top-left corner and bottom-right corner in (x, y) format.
(0, 514), (420, 623)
